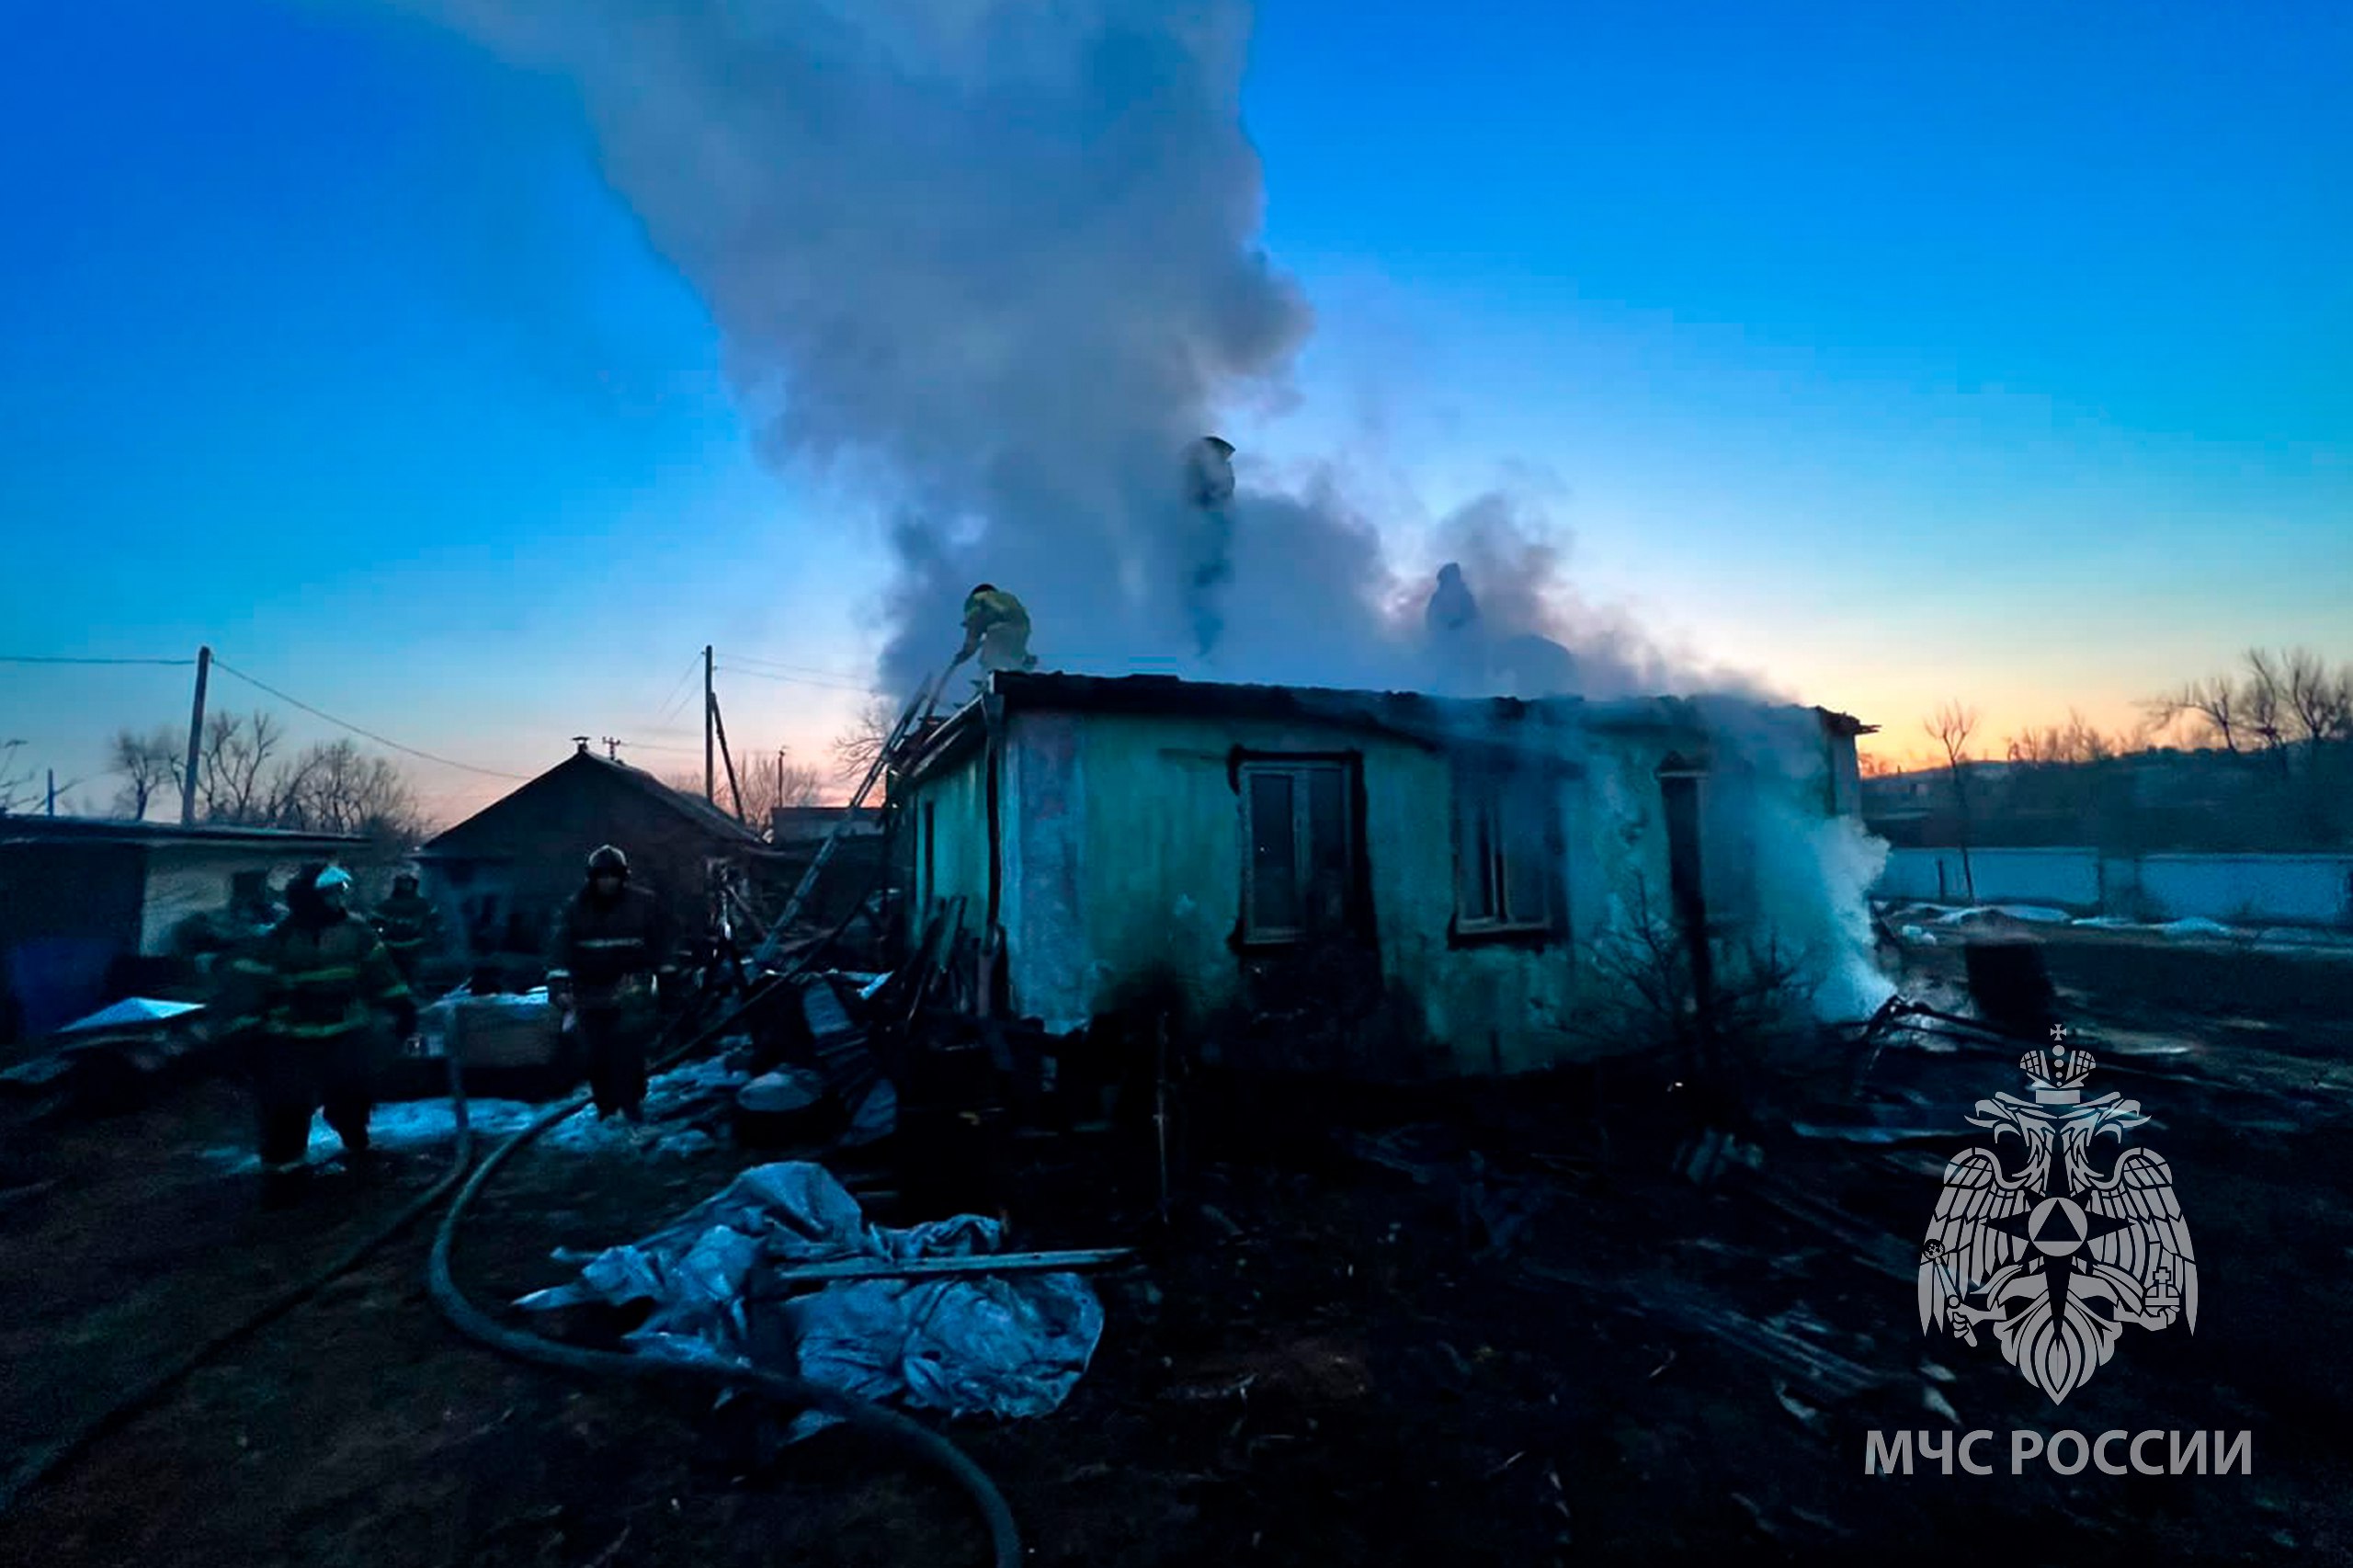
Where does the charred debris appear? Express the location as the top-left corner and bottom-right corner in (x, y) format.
(10, 667), (2347, 1566)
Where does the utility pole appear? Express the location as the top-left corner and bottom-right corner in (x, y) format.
(601, 736), (622, 761)
(180, 644), (211, 826)
(46, 769), (56, 817)
(703, 644), (716, 805)
(710, 693), (746, 824)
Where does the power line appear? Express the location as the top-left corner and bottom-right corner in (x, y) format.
(724, 652), (880, 685)
(0, 655), (197, 667)
(715, 665), (888, 697)
(210, 659), (533, 781)
(651, 651), (704, 729)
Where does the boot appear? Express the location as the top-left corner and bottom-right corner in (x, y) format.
(333, 1121), (377, 1178)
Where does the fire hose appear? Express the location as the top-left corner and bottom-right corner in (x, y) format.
(425, 973), (1021, 1568)
(0, 1045), (479, 1517)
(3, 866), (1021, 1566)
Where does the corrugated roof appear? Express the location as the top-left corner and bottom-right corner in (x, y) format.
(578, 752), (766, 842)
(900, 671), (1867, 783)
(418, 747), (765, 858)
(0, 817), (365, 849)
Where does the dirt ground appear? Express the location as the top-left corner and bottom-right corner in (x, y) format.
(2, 926), (2349, 1567)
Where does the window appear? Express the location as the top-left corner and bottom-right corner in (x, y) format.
(1659, 769), (1707, 931)
(1238, 758), (1358, 944)
(918, 799), (938, 913)
(1453, 761), (1559, 934)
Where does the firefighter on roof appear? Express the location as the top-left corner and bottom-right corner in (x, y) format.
(957, 584), (1038, 676)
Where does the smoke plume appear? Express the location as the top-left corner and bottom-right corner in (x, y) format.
(404, 0), (1889, 1017)
(402, 0), (1652, 696)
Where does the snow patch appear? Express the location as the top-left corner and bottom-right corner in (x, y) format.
(200, 1096), (543, 1174)
(199, 1056), (748, 1174)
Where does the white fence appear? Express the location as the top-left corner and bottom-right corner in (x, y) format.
(1877, 847), (2353, 928)
(1875, 848), (2101, 909)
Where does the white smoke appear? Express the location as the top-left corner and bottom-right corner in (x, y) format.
(394, 0), (1661, 697)
(401, 0), (1889, 1020)
(1696, 698), (1895, 1022)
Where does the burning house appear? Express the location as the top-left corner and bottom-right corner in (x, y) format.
(893, 670), (1879, 1074)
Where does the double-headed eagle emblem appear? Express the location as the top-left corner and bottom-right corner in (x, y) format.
(1918, 1034), (2197, 1403)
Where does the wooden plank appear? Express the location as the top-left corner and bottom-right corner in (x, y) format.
(768, 1247), (1137, 1286)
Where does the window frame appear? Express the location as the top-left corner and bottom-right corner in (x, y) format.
(918, 797), (938, 915)
(1449, 755), (1566, 945)
(1233, 753), (1362, 949)
(1656, 760), (1710, 934)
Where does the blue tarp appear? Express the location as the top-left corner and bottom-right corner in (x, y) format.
(61, 996), (205, 1033)
(517, 1162), (1104, 1437)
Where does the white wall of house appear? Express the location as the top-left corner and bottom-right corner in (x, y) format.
(138, 846), (319, 953)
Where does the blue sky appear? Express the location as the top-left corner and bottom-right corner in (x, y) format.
(2, 0), (2347, 819)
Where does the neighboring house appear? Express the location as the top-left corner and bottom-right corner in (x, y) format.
(415, 742), (767, 966)
(770, 805), (883, 844)
(894, 671), (1873, 1077)
(0, 819), (367, 1043)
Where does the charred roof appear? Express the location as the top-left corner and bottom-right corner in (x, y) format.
(900, 670), (1870, 783)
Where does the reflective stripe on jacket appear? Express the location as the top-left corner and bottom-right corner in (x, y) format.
(372, 892), (441, 956)
(549, 884), (675, 1006)
(216, 915), (413, 1042)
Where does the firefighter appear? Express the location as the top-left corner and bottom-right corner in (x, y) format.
(548, 845), (676, 1131)
(1426, 562), (1479, 638)
(215, 863), (416, 1200)
(1182, 437), (1239, 655)
(1186, 435), (1236, 509)
(1424, 562), (1484, 690)
(956, 584), (1038, 676)
(370, 870), (443, 984)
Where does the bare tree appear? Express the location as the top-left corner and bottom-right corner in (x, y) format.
(2006, 710), (2120, 767)
(831, 697), (900, 787)
(2149, 648), (2353, 771)
(2145, 673), (2245, 753)
(773, 760), (826, 811)
(734, 754), (829, 828)
(2242, 648), (2290, 766)
(2002, 709), (2132, 831)
(196, 710), (289, 823)
(0, 740), (39, 815)
(277, 738), (426, 846)
(108, 727), (183, 820)
(2280, 647), (2353, 747)
(262, 751), (321, 828)
(1925, 701), (1980, 902)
